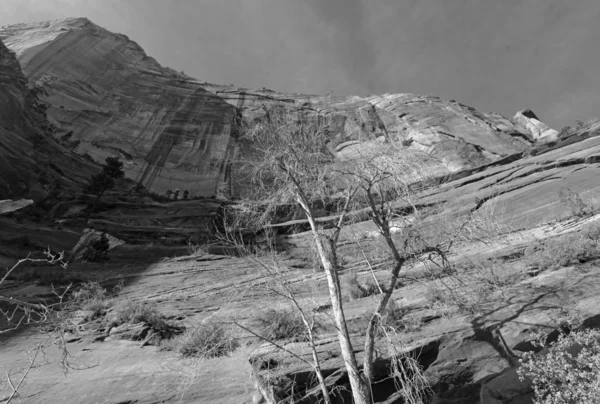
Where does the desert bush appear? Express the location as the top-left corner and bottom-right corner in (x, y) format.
(345, 271), (382, 300)
(518, 327), (600, 404)
(115, 300), (172, 336)
(72, 281), (112, 315)
(173, 320), (238, 358)
(256, 308), (309, 342)
(558, 187), (590, 218)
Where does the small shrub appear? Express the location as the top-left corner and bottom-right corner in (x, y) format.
(518, 327), (600, 404)
(558, 187), (590, 218)
(115, 300), (172, 336)
(256, 308), (308, 342)
(174, 321), (238, 358)
(72, 281), (112, 315)
(345, 271), (382, 300)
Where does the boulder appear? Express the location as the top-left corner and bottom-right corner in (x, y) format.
(513, 109), (559, 142)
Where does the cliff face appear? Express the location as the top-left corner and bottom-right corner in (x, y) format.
(0, 37), (94, 200)
(1, 18), (237, 198)
(0, 18), (550, 198)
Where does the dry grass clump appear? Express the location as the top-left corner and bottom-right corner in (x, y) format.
(186, 239), (208, 257)
(518, 327), (600, 404)
(115, 300), (173, 336)
(72, 281), (112, 315)
(171, 320), (239, 358)
(256, 308), (309, 342)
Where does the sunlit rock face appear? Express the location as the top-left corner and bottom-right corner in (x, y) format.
(513, 109), (559, 142)
(0, 37), (93, 200)
(1, 18), (548, 197)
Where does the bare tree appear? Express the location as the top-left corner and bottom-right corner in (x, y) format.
(234, 107), (371, 403)
(0, 249), (75, 404)
(233, 106), (460, 403)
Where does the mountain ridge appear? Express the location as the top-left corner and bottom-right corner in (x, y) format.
(0, 17), (556, 198)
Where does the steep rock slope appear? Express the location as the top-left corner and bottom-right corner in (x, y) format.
(0, 18), (547, 198)
(1, 18), (237, 198)
(0, 38), (94, 200)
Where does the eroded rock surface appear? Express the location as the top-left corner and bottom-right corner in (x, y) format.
(513, 109), (559, 142)
(0, 37), (95, 200)
(0, 18), (557, 197)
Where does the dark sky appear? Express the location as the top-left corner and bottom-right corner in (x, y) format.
(2, 0), (600, 128)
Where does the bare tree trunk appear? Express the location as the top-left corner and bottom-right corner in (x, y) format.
(362, 190), (407, 388)
(298, 196), (371, 404)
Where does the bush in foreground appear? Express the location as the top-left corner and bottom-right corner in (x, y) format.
(518, 327), (600, 404)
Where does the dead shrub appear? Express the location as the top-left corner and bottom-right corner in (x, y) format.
(173, 320), (238, 358)
(256, 308), (309, 342)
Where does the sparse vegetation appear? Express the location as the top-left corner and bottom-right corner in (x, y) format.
(186, 239), (208, 257)
(171, 320), (238, 358)
(558, 187), (590, 218)
(114, 300), (173, 337)
(518, 327), (600, 404)
(256, 308), (309, 342)
(72, 281), (112, 315)
(525, 228), (600, 272)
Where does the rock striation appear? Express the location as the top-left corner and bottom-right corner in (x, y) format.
(1, 18), (237, 198)
(513, 109), (559, 142)
(0, 37), (94, 200)
(0, 18), (559, 198)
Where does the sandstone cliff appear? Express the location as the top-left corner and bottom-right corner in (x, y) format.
(0, 37), (94, 200)
(0, 18), (554, 198)
(1, 18), (237, 198)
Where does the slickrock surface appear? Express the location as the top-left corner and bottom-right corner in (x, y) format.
(0, 18), (557, 197)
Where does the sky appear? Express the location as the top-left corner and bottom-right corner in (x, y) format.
(2, 0), (600, 129)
